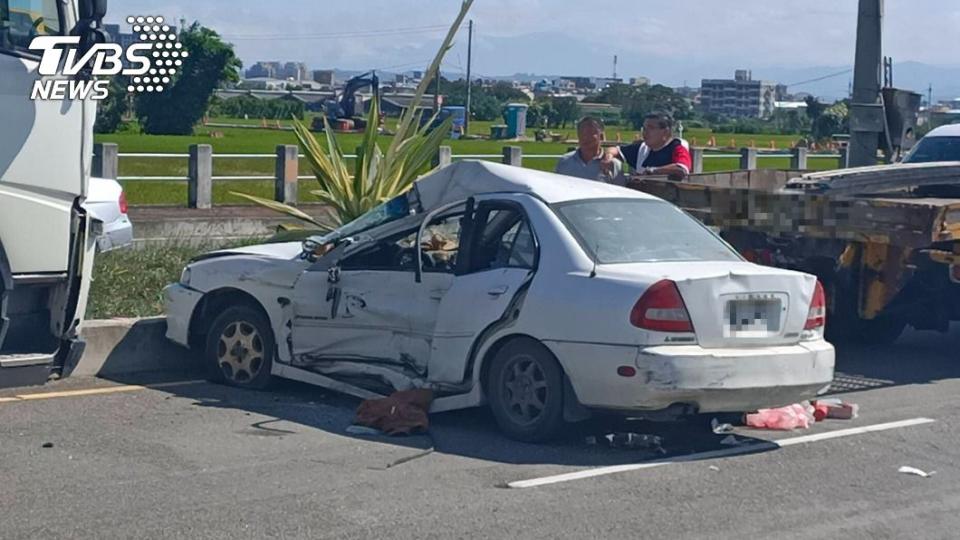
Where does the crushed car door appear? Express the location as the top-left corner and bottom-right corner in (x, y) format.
(290, 208), (465, 382)
(427, 200), (538, 383)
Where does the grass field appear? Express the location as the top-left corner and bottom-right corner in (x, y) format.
(96, 121), (834, 206)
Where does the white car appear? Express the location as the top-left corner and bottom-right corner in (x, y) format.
(902, 123), (960, 163)
(164, 161), (835, 441)
(84, 177), (133, 252)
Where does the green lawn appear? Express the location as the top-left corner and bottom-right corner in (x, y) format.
(97, 122), (835, 206)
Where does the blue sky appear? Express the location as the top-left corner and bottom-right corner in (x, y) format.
(107, 1), (960, 97)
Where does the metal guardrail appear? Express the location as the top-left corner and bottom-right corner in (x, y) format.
(93, 143), (846, 209)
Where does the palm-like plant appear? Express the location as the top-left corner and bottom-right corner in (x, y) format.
(233, 0), (473, 233)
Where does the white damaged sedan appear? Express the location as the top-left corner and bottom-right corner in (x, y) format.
(164, 161), (834, 441)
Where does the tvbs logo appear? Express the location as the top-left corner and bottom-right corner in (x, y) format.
(29, 15), (187, 101)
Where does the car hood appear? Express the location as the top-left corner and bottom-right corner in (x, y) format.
(193, 241), (303, 263)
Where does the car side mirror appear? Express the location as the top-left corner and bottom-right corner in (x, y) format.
(74, 0), (108, 59)
(78, 0), (108, 20)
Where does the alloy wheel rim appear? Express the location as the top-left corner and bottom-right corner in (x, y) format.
(216, 321), (264, 383)
(502, 354), (549, 425)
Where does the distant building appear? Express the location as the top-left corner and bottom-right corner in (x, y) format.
(700, 70), (778, 118)
(313, 70), (336, 86)
(105, 22), (176, 67)
(282, 62), (308, 81)
(246, 62), (281, 79)
(630, 77), (651, 86)
(774, 101), (808, 112)
(553, 79), (576, 91)
(560, 76), (594, 90)
(237, 78), (288, 91)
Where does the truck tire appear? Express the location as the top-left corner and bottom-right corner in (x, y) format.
(487, 338), (565, 443)
(204, 305), (275, 389)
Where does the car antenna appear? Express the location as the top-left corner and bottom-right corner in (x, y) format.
(589, 242), (599, 278)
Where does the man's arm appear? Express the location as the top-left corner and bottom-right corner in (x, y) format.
(640, 143), (691, 179)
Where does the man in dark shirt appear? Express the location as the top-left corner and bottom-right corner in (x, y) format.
(604, 112), (692, 180)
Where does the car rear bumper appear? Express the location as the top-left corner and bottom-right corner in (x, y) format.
(163, 283), (204, 347)
(548, 340), (835, 414)
(96, 215), (134, 252)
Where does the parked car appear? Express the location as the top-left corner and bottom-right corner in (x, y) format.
(84, 177), (133, 252)
(164, 161), (835, 442)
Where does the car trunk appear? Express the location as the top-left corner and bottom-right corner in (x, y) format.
(600, 261), (817, 348)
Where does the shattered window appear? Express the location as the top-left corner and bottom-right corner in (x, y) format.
(340, 212), (463, 273)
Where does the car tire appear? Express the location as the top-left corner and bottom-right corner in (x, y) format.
(204, 305), (275, 390)
(487, 338), (565, 443)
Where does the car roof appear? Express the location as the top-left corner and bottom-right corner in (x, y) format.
(925, 124), (960, 137)
(413, 160), (657, 210)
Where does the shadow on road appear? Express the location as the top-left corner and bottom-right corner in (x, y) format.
(830, 322), (960, 394)
(94, 323), (960, 468)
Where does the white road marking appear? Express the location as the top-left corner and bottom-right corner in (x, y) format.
(0, 380), (206, 404)
(507, 417), (936, 489)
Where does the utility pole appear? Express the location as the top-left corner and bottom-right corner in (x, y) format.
(465, 19), (473, 136)
(613, 55), (618, 80)
(847, 0), (884, 168)
(928, 83), (933, 107)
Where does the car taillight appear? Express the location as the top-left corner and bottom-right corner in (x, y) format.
(805, 281), (826, 330)
(630, 280), (694, 333)
(119, 190), (128, 214)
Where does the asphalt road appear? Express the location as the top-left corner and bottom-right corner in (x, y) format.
(2, 325), (959, 539)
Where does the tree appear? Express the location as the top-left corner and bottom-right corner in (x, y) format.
(94, 77), (129, 133)
(233, 0), (474, 233)
(811, 102), (849, 141)
(804, 96), (826, 121)
(550, 97), (580, 128)
(586, 83), (691, 129)
(135, 22), (241, 135)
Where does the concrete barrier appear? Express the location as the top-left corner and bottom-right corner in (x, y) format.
(74, 317), (200, 378)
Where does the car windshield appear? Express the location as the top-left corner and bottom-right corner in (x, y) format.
(314, 193), (412, 245)
(553, 199), (742, 264)
(903, 136), (960, 163)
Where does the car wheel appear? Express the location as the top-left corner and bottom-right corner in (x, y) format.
(487, 338), (565, 443)
(204, 305), (275, 389)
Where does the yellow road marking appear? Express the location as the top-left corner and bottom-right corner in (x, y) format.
(0, 380), (205, 404)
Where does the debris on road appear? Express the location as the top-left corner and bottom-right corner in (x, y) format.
(813, 399), (860, 420)
(345, 425), (382, 436)
(354, 389), (433, 436)
(586, 432), (666, 453)
(720, 435), (744, 446)
(41, 442), (53, 449)
(711, 418), (735, 434)
(708, 465), (720, 472)
(898, 466), (935, 478)
(745, 403), (814, 430)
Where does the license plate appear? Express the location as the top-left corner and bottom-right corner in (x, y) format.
(725, 299), (781, 337)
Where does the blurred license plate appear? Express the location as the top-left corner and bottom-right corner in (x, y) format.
(726, 299), (781, 337)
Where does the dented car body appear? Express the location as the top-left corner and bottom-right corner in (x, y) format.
(164, 161), (835, 441)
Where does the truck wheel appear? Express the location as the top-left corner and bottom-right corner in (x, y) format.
(487, 338), (565, 443)
(204, 306), (275, 389)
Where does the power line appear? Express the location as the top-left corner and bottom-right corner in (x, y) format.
(223, 24), (466, 41)
(786, 68), (853, 88)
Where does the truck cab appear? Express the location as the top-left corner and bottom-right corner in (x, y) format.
(0, 0), (105, 386)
